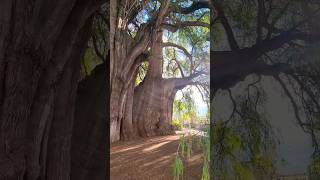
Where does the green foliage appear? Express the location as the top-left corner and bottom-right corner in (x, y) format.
(135, 62), (148, 86)
(233, 163), (254, 180)
(219, 0), (256, 44)
(173, 156), (184, 180)
(172, 89), (197, 125)
(212, 98), (277, 179)
(172, 135), (193, 180)
(80, 7), (106, 78)
(172, 119), (183, 130)
(201, 159), (210, 180)
(212, 123), (241, 156)
(81, 48), (103, 77)
(308, 157), (320, 179)
(178, 135), (192, 158)
(173, 132), (209, 180)
(201, 127), (210, 180)
(252, 153), (274, 173)
(179, 135), (186, 157)
(163, 4), (209, 79)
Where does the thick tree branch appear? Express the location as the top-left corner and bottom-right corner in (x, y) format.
(171, 58), (185, 77)
(123, 26), (152, 79)
(211, 28), (320, 90)
(171, 1), (210, 14)
(256, 0), (266, 43)
(155, 0), (171, 29)
(211, 1), (239, 50)
(162, 42), (192, 59)
(254, 31), (320, 55)
(125, 52), (150, 89)
(162, 21), (209, 32)
(172, 71), (206, 89)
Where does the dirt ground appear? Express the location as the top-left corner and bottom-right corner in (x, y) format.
(110, 134), (204, 180)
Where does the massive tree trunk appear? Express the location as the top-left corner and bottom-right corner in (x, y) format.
(109, 28), (139, 142)
(110, 0), (204, 141)
(133, 31), (194, 137)
(110, 0), (151, 142)
(133, 78), (178, 137)
(132, 31), (173, 137)
(71, 63), (108, 180)
(0, 0), (102, 179)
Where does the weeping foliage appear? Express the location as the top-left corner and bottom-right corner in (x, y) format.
(173, 156), (184, 180)
(308, 156), (320, 179)
(212, 90), (277, 179)
(201, 127), (210, 180)
(211, 0), (320, 178)
(80, 5), (107, 78)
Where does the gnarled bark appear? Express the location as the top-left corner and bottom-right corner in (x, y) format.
(110, 0), (208, 142)
(110, 0), (152, 142)
(0, 0), (102, 179)
(71, 63), (108, 180)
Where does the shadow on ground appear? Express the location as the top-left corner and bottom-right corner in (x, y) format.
(110, 135), (203, 180)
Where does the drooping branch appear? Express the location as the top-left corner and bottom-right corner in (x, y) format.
(273, 75), (309, 132)
(227, 89), (237, 123)
(288, 73), (320, 113)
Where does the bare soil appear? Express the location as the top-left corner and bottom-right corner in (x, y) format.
(110, 134), (204, 180)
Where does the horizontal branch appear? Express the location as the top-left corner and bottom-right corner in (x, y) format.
(162, 21), (209, 32)
(171, 1), (210, 14)
(172, 71), (207, 89)
(161, 42), (192, 59)
(254, 31), (320, 55)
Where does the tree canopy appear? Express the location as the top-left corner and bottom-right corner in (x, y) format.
(209, 0), (320, 178)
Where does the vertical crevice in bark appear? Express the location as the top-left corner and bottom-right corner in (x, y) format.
(120, 80), (136, 140)
(45, 16), (92, 180)
(0, 0), (99, 179)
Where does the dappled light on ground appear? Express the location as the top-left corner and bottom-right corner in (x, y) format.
(110, 135), (203, 180)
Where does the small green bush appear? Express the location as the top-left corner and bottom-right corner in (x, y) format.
(172, 119), (183, 130)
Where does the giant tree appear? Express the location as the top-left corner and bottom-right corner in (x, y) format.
(110, 0), (210, 142)
(0, 0), (107, 179)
